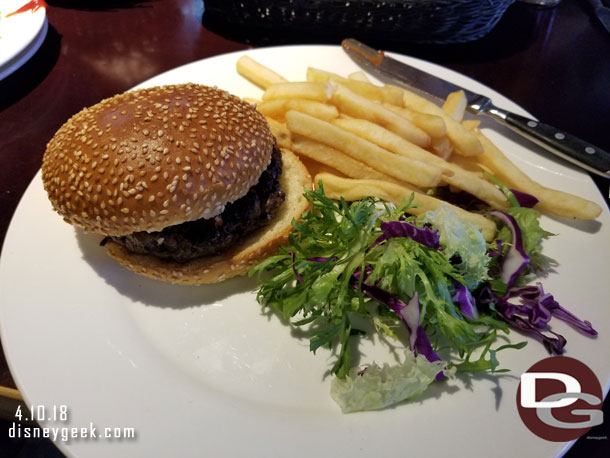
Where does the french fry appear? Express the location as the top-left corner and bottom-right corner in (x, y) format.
(298, 154), (346, 178)
(331, 116), (510, 210)
(348, 71), (372, 82)
(285, 110), (441, 188)
(383, 104), (447, 139)
(291, 136), (417, 188)
(307, 67), (403, 105)
(257, 98), (339, 122)
(236, 56), (288, 90)
(462, 119), (480, 131)
(340, 80), (404, 106)
(234, 55), (599, 222)
(439, 164), (510, 210)
(332, 117), (442, 166)
(474, 131), (602, 219)
(397, 85), (483, 156)
(262, 82), (330, 102)
(442, 90), (468, 122)
(330, 84), (431, 148)
(449, 154), (487, 175)
(306, 67), (346, 83)
(316, 173), (497, 241)
(430, 136), (453, 159)
(265, 117), (292, 149)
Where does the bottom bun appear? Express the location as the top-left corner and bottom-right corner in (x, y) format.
(103, 149), (311, 284)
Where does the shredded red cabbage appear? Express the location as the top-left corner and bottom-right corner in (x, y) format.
(478, 281), (597, 355)
(477, 285), (566, 354)
(352, 269), (444, 380)
(289, 255), (340, 284)
(452, 281), (479, 319)
(488, 239), (503, 258)
(509, 283), (597, 336)
(288, 251), (304, 283)
(480, 209), (598, 355)
(368, 221), (442, 252)
(306, 256), (339, 263)
(510, 189), (539, 208)
(501, 311), (567, 354)
(489, 210), (529, 287)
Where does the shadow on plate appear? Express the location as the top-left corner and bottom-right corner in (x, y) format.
(75, 228), (258, 309)
(0, 24), (61, 111)
(456, 371), (519, 412)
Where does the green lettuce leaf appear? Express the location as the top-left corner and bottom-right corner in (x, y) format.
(421, 205), (490, 289)
(330, 353), (452, 413)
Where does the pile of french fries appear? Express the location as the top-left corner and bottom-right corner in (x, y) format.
(236, 56), (602, 241)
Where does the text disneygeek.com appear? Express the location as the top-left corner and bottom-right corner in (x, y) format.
(9, 422), (136, 442)
(8, 404), (136, 443)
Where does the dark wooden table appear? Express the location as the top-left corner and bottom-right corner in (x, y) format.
(0, 0), (608, 456)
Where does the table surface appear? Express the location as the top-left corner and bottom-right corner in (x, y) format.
(0, 0), (608, 456)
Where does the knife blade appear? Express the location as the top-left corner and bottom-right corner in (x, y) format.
(342, 38), (610, 179)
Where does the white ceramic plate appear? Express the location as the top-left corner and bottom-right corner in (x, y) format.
(0, 0), (48, 80)
(1, 46), (608, 458)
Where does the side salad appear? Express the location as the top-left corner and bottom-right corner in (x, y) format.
(250, 183), (597, 412)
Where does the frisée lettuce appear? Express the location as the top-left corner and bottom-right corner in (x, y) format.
(250, 184), (596, 412)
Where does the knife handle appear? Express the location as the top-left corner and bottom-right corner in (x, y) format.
(486, 108), (610, 178)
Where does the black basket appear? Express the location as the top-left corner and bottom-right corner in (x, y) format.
(203, 0), (515, 44)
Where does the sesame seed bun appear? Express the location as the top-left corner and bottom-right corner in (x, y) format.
(102, 149), (311, 284)
(42, 84), (275, 236)
(41, 84), (312, 284)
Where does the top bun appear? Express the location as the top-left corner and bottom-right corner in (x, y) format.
(42, 84), (275, 236)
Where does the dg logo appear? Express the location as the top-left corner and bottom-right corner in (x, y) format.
(517, 356), (604, 442)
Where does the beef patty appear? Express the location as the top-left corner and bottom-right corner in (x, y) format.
(105, 147), (285, 263)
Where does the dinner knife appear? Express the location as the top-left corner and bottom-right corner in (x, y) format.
(342, 38), (610, 179)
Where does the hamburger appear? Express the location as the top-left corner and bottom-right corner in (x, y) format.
(41, 84), (310, 284)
